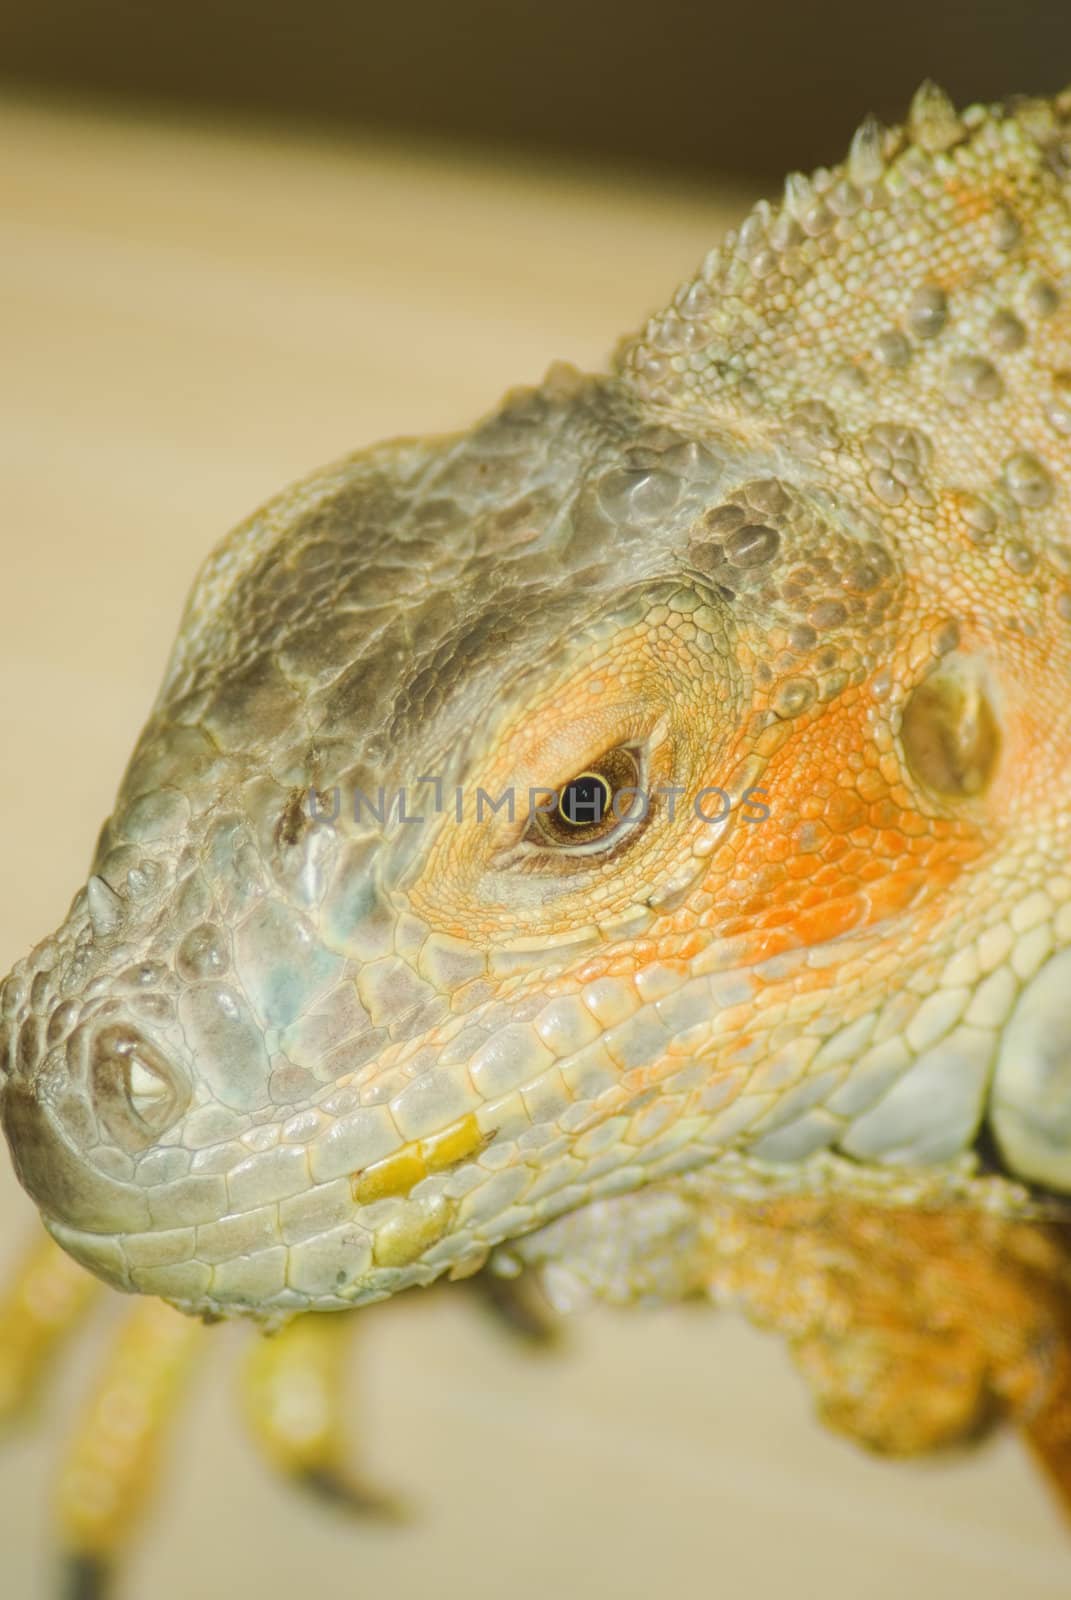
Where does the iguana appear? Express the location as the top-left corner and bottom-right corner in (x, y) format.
(4, 81), (1071, 1589)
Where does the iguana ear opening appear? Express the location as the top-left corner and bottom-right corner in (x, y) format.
(899, 654), (1001, 801)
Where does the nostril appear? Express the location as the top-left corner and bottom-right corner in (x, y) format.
(91, 1023), (188, 1151)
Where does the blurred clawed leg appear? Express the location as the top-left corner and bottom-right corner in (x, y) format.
(240, 1309), (402, 1519)
(0, 1231), (102, 1429)
(55, 1296), (205, 1599)
(468, 1266), (560, 1348)
(980, 1221), (1071, 1516)
(703, 1195), (1071, 1509)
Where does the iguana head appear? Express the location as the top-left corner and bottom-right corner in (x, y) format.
(3, 84), (1071, 1319)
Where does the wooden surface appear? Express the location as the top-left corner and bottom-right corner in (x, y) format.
(0, 94), (1069, 1599)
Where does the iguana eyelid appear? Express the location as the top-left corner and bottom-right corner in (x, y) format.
(521, 745), (647, 856)
(489, 724), (666, 863)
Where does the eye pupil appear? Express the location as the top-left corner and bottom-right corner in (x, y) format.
(559, 772), (611, 826)
(525, 745), (646, 857)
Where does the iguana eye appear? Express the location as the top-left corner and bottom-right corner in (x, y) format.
(525, 745), (647, 854)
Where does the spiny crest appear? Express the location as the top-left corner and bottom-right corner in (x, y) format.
(616, 82), (1071, 425)
(616, 82), (1071, 638)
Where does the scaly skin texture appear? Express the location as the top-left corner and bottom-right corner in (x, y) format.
(5, 83), (1071, 1507)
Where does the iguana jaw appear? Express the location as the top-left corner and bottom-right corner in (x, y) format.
(4, 663), (1068, 1322)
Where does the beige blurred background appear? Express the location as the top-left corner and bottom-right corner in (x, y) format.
(2, 11), (1071, 1598)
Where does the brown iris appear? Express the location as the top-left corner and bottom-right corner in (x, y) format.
(526, 746), (645, 851)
